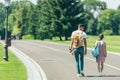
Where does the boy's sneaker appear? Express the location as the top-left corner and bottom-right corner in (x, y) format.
(81, 72), (85, 77)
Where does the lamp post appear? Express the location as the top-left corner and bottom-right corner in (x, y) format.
(3, 0), (10, 61)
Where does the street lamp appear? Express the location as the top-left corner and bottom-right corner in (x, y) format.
(3, 0), (11, 61)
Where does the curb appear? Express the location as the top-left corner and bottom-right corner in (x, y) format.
(9, 46), (47, 80)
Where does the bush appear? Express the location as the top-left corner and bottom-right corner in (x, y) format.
(103, 30), (113, 35)
(22, 34), (34, 40)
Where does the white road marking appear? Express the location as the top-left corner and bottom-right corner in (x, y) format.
(86, 57), (120, 71)
(42, 45), (59, 51)
(42, 41), (120, 56)
(44, 45), (120, 71)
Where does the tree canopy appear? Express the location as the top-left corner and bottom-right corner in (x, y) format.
(0, 0), (120, 40)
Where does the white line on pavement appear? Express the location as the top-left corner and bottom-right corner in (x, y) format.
(85, 57), (120, 71)
(44, 45), (120, 71)
(42, 45), (59, 51)
(42, 41), (120, 56)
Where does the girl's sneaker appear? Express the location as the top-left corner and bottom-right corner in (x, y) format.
(99, 72), (103, 77)
(77, 74), (80, 77)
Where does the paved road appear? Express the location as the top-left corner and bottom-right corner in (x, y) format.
(12, 40), (120, 80)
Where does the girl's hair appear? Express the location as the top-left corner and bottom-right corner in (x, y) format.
(99, 33), (104, 40)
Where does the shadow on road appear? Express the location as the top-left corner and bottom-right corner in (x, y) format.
(86, 75), (120, 77)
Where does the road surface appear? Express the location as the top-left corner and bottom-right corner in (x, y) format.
(11, 40), (120, 80)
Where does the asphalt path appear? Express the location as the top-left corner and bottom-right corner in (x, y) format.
(11, 40), (120, 80)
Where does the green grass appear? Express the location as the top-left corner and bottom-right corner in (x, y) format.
(87, 35), (120, 53)
(44, 36), (120, 53)
(0, 44), (27, 80)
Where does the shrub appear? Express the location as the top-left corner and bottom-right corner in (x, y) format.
(103, 30), (113, 35)
(22, 34), (34, 40)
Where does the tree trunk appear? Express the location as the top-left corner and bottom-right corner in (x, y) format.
(59, 35), (62, 41)
(65, 36), (68, 40)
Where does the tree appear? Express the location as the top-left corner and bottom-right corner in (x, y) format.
(28, 5), (38, 39)
(36, 0), (55, 40)
(0, 3), (6, 29)
(0, 3), (6, 39)
(56, 0), (85, 40)
(82, 0), (106, 35)
(10, 1), (36, 39)
(36, 0), (86, 40)
(98, 9), (120, 35)
(117, 5), (120, 10)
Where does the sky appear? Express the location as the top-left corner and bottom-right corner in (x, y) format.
(100, 0), (120, 9)
(0, 0), (120, 10)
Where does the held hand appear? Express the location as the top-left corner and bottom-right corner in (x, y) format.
(84, 49), (87, 55)
(104, 54), (107, 57)
(69, 49), (72, 53)
(69, 47), (72, 53)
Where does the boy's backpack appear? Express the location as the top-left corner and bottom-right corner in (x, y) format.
(73, 31), (83, 47)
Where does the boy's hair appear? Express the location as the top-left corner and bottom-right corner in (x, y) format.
(78, 24), (84, 27)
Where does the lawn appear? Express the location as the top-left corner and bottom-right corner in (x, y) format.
(0, 44), (27, 80)
(87, 35), (120, 53)
(44, 35), (120, 53)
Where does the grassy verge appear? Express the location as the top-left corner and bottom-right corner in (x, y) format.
(0, 44), (27, 80)
(44, 36), (120, 53)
